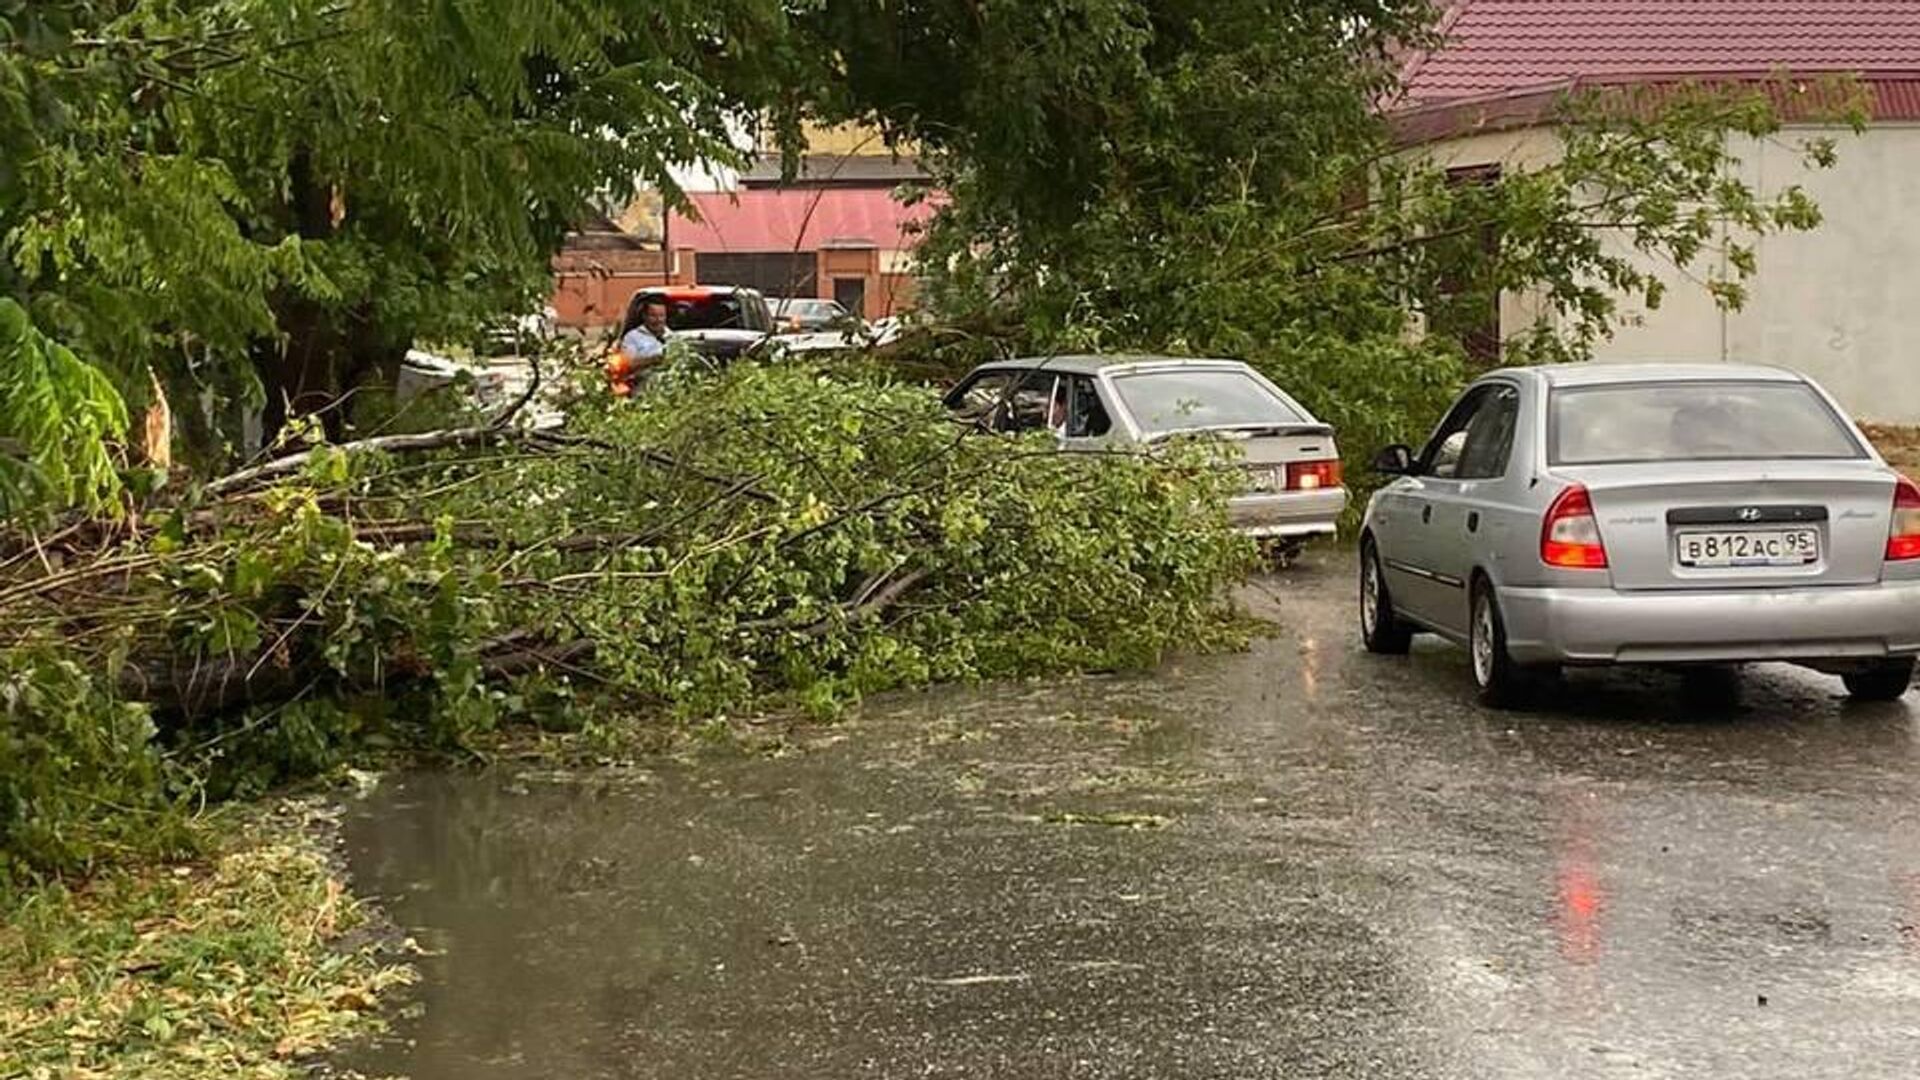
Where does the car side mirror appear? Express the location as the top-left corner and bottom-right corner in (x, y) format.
(1371, 443), (1418, 476)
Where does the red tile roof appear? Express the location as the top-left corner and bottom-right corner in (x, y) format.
(1403, 1), (1920, 105)
(666, 188), (937, 254)
(1393, 77), (1920, 143)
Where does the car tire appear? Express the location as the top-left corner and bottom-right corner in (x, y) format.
(1469, 577), (1547, 709)
(1360, 539), (1413, 655)
(1843, 658), (1915, 702)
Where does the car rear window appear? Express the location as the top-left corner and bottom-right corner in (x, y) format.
(1109, 369), (1306, 435)
(1550, 381), (1865, 465)
(664, 296), (748, 331)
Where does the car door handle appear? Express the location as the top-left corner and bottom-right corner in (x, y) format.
(1467, 511), (1480, 533)
(1421, 505), (1433, 524)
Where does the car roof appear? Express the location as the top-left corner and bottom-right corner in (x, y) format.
(975, 354), (1255, 377)
(1507, 362), (1806, 388)
(633, 285), (755, 300)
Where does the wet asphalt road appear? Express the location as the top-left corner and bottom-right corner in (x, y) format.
(341, 551), (1920, 1079)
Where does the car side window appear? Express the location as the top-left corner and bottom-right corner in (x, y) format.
(952, 372), (1018, 427)
(1456, 385), (1520, 480)
(1422, 386), (1494, 479)
(1005, 373), (1062, 433)
(1066, 376), (1112, 438)
(951, 371), (1063, 433)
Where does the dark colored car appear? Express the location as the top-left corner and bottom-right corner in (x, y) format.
(623, 285), (775, 362)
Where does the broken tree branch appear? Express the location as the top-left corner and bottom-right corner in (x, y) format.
(201, 420), (778, 507)
(204, 424), (522, 497)
(489, 354), (542, 430)
(739, 565), (936, 639)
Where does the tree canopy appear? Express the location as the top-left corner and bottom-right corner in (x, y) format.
(3, 0), (818, 456)
(1, 0), (1861, 505)
(802, 2), (1858, 464)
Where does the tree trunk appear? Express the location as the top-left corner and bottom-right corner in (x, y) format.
(256, 298), (339, 445)
(256, 148), (349, 447)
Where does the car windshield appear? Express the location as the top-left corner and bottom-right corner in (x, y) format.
(1551, 381), (1865, 465)
(663, 295), (749, 331)
(1109, 368), (1306, 435)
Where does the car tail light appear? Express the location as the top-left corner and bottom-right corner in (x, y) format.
(1287, 459), (1343, 491)
(1542, 484), (1608, 569)
(1887, 476), (1920, 561)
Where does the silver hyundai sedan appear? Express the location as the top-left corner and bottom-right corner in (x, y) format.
(1358, 363), (1920, 706)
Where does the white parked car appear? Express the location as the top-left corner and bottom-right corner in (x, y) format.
(771, 297), (860, 333)
(397, 349), (513, 407)
(946, 355), (1348, 547)
(1359, 363), (1920, 706)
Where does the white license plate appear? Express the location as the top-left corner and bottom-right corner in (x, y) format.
(1675, 528), (1820, 568)
(1243, 467), (1282, 493)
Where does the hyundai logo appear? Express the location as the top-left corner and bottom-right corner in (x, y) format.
(1738, 507), (1763, 522)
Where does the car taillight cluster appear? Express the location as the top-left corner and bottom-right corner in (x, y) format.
(1541, 483), (1609, 569)
(1888, 476), (1920, 561)
(1287, 459), (1343, 491)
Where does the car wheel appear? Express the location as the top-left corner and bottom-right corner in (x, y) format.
(1843, 658), (1915, 702)
(1470, 578), (1546, 709)
(1360, 539), (1413, 655)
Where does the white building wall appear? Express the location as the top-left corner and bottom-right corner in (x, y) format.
(1418, 122), (1920, 422)
(1715, 125), (1920, 422)
(1589, 124), (1920, 421)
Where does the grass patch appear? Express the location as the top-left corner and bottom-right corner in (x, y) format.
(0, 800), (411, 1079)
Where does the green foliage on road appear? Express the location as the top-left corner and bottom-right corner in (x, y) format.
(0, 359), (1252, 889)
(0, 644), (188, 884)
(476, 363), (1253, 716)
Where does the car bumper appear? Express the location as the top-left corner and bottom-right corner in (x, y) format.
(1228, 488), (1347, 539)
(1500, 580), (1920, 665)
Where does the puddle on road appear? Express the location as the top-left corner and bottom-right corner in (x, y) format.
(333, 675), (1342, 1080)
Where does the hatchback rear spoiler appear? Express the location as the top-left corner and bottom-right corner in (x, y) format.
(1145, 422), (1335, 444)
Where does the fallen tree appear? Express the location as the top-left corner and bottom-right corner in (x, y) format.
(0, 360), (1253, 885)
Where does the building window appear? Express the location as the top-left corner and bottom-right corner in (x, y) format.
(1434, 163), (1503, 367)
(697, 253), (817, 299)
(832, 277), (868, 317)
